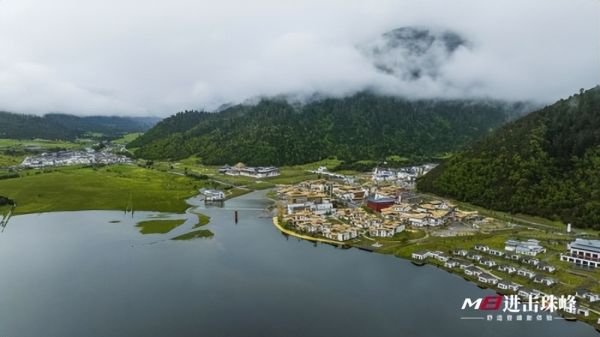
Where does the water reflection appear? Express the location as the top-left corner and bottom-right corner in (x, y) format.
(0, 190), (596, 337)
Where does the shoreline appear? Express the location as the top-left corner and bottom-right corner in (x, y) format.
(271, 216), (346, 246)
(270, 214), (600, 329)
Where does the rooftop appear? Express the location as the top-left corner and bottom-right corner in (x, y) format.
(570, 238), (600, 252)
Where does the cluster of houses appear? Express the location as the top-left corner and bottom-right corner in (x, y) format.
(279, 181), (406, 241)
(371, 164), (437, 188)
(358, 184), (485, 228)
(277, 178), (488, 242)
(412, 239), (600, 317)
(308, 166), (353, 183)
(283, 211), (359, 242)
(337, 208), (406, 238)
(410, 237), (600, 318)
(282, 208), (406, 242)
(21, 149), (132, 168)
(218, 163), (279, 178)
(379, 200), (470, 228)
(412, 239), (562, 295)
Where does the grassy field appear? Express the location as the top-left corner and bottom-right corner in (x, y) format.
(172, 229), (214, 240)
(0, 138), (85, 150)
(193, 212), (211, 228)
(175, 158), (347, 189)
(136, 219), (186, 234)
(0, 205), (12, 217)
(0, 153), (24, 167)
(112, 133), (143, 145)
(0, 165), (204, 214)
(224, 187), (254, 199)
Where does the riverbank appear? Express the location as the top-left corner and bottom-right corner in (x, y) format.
(272, 216), (345, 246)
(270, 197), (600, 329)
(5, 196), (596, 337)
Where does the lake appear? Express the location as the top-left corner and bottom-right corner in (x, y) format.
(0, 190), (597, 337)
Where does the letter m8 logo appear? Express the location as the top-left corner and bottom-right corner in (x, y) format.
(461, 296), (503, 310)
(480, 295), (503, 310)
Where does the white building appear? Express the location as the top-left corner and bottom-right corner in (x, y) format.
(478, 273), (500, 285)
(497, 281), (521, 292)
(219, 164), (280, 178)
(560, 239), (600, 268)
(412, 251), (433, 260)
(576, 289), (600, 303)
(202, 189), (225, 201)
(505, 239), (546, 256)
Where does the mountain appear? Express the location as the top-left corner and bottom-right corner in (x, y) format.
(0, 111), (160, 140)
(128, 111), (206, 148)
(417, 86), (600, 229)
(130, 93), (531, 166)
(44, 114), (160, 137)
(0, 111), (77, 140)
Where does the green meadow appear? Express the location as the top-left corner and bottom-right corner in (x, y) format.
(193, 212), (211, 228)
(112, 133), (143, 145)
(0, 153), (24, 167)
(172, 229), (214, 240)
(136, 219), (186, 234)
(0, 165), (203, 214)
(0, 138), (86, 150)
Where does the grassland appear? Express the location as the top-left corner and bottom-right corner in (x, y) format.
(0, 148), (340, 216)
(0, 153), (24, 167)
(0, 165), (204, 214)
(0, 138), (86, 150)
(0, 205), (12, 217)
(172, 229), (214, 240)
(172, 157), (347, 190)
(136, 219), (186, 234)
(193, 212), (211, 228)
(112, 133), (143, 145)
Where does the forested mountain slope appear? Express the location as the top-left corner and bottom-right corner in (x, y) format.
(131, 93), (529, 166)
(0, 111), (160, 140)
(418, 87), (600, 228)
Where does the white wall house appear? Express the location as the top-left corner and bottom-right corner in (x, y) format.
(560, 239), (600, 268)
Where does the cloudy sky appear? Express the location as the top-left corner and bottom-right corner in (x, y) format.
(0, 0), (598, 116)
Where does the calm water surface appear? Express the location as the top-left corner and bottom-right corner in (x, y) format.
(0, 190), (597, 337)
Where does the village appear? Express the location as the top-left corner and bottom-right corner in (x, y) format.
(412, 238), (600, 320)
(273, 164), (600, 324)
(276, 164), (481, 243)
(20, 147), (132, 168)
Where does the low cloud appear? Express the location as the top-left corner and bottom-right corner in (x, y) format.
(0, 0), (598, 116)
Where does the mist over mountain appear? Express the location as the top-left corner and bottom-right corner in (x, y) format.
(361, 27), (469, 81)
(0, 0), (597, 116)
(129, 93), (533, 166)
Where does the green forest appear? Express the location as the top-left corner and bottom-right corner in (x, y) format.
(130, 93), (529, 166)
(418, 86), (600, 229)
(0, 111), (159, 140)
